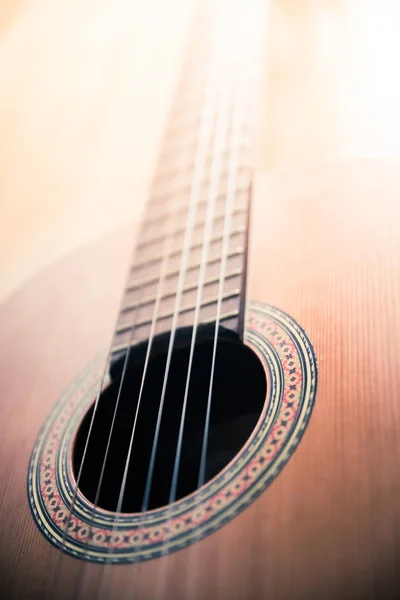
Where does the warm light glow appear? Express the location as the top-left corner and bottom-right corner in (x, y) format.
(2, 0), (400, 300)
(343, 0), (400, 158)
(212, 0), (266, 68)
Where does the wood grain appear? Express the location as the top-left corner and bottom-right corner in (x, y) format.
(1, 160), (400, 599)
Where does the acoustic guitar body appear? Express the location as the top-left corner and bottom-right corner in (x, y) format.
(1, 162), (400, 599)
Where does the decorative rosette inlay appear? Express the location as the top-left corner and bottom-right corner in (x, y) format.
(28, 302), (317, 563)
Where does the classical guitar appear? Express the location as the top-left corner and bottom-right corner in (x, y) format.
(1, 0), (400, 598)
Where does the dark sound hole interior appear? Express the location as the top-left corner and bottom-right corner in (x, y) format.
(73, 327), (266, 513)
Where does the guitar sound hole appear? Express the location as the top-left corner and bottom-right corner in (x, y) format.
(72, 330), (266, 513)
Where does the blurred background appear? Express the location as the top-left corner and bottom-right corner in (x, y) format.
(0, 0), (400, 301)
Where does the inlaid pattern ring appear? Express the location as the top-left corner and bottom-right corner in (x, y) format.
(27, 302), (317, 563)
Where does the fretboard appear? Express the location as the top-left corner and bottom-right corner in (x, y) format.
(111, 0), (265, 361)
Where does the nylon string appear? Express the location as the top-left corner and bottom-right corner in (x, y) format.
(46, 1), (262, 598)
(76, 56), (217, 597)
(151, 81), (236, 600)
(124, 27), (231, 600)
(152, 7), (248, 600)
(95, 24), (222, 600)
(140, 58), (220, 515)
(73, 197), (182, 600)
(168, 71), (232, 507)
(45, 218), (149, 600)
(153, 63), (246, 600)
(197, 70), (247, 489)
(183, 1), (269, 595)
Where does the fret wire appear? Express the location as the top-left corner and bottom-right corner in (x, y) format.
(143, 188), (248, 225)
(137, 207), (246, 249)
(157, 141), (250, 177)
(154, 145), (252, 184)
(111, 310), (240, 356)
(126, 249), (244, 291)
(132, 226), (245, 271)
(150, 171), (250, 205)
(120, 269), (241, 314)
(115, 289), (240, 335)
(139, 209), (244, 242)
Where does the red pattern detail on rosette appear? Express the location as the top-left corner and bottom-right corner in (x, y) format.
(35, 308), (311, 557)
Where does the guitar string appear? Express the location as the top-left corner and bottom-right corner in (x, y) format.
(197, 62), (248, 490)
(73, 90), (211, 596)
(150, 9), (247, 600)
(140, 56), (219, 515)
(44, 223), (149, 600)
(74, 8), (215, 596)
(72, 198), (184, 599)
(139, 3), (257, 596)
(196, 0), (269, 489)
(74, 208), (184, 600)
(125, 14), (228, 600)
(151, 78), (234, 600)
(95, 33), (221, 600)
(117, 2), (262, 598)
(75, 6), (216, 598)
(167, 66), (232, 507)
(74, 19), (215, 591)
(153, 48), (247, 600)
(159, 1), (268, 595)
(97, 79), (218, 600)
(183, 4), (269, 596)
(54, 1), (253, 597)
(45, 3), (255, 599)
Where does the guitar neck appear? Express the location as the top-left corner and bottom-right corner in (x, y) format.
(111, 0), (266, 361)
